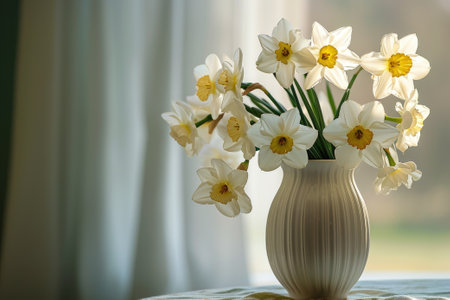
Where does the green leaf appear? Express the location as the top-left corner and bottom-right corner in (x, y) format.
(326, 81), (336, 115)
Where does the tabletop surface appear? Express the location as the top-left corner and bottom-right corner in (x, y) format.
(147, 279), (450, 299)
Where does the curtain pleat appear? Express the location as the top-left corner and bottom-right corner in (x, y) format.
(0, 1), (250, 299)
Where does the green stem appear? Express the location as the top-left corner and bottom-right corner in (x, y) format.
(241, 82), (252, 89)
(306, 87), (334, 159)
(384, 148), (396, 167)
(244, 104), (263, 118)
(247, 93), (280, 115)
(289, 86), (310, 127)
(195, 114), (213, 127)
(265, 91), (287, 113)
(334, 67), (363, 118)
(247, 94), (272, 114)
(307, 88), (325, 129)
(326, 81), (336, 115)
(385, 116), (402, 123)
(294, 79), (320, 130)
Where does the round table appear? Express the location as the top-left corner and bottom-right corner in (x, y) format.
(147, 279), (450, 299)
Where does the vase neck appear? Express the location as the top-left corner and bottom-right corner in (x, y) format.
(281, 160), (355, 182)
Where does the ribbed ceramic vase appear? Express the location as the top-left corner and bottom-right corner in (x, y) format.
(266, 160), (370, 300)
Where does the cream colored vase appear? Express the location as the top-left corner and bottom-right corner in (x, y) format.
(266, 160), (370, 300)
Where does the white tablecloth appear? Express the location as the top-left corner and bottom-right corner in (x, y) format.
(148, 279), (450, 299)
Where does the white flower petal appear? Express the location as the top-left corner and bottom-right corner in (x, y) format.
(398, 33), (418, 54)
(292, 125), (318, 149)
(338, 49), (360, 70)
(258, 34), (278, 52)
(324, 67), (348, 90)
(256, 52), (278, 73)
(215, 200), (240, 217)
(272, 18), (292, 42)
(361, 52), (388, 76)
(371, 122), (399, 147)
(373, 71), (393, 99)
(161, 112), (178, 127)
(304, 64), (324, 90)
(192, 182), (215, 204)
(211, 158), (232, 180)
(205, 54), (222, 75)
(340, 100), (362, 128)
(280, 108), (300, 132)
(409, 55), (431, 80)
(228, 169), (248, 187)
(260, 114), (282, 136)
(223, 138), (242, 152)
(392, 76), (414, 99)
(247, 122), (270, 147)
(330, 26), (352, 50)
(193, 64), (209, 80)
(258, 146), (283, 171)
(312, 22), (329, 46)
(416, 104), (430, 120)
(335, 144), (362, 169)
(396, 131), (420, 152)
(380, 33), (399, 56)
(294, 48), (317, 72)
(233, 48), (243, 70)
(283, 149), (308, 169)
(235, 189), (252, 213)
(242, 139), (256, 160)
(291, 30), (310, 51)
(323, 119), (350, 146)
(362, 142), (384, 168)
(276, 62), (296, 88)
(197, 167), (216, 183)
(359, 101), (385, 127)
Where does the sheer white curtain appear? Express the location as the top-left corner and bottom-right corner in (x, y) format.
(0, 0), (305, 299)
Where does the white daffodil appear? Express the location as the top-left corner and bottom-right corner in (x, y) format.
(374, 149), (422, 195)
(188, 54), (223, 119)
(192, 159), (252, 217)
(300, 22), (360, 90)
(217, 101), (256, 160)
(199, 133), (244, 169)
(247, 108), (318, 171)
(256, 18), (311, 88)
(323, 100), (399, 169)
(394, 89), (430, 152)
(216, 48), (244, 101)
(161, 101), (203, 156)
(361, 33), (430, 99)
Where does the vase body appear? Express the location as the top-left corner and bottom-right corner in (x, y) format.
(266, 160), (369, 300)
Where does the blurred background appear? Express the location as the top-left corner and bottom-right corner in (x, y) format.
(0, 0), (449, 299)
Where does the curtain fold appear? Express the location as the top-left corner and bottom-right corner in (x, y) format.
(0, 1), (250, 299)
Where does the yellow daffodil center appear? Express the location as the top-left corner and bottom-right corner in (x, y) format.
(270, 135), (294, 154)
(210, 181), (236, 204)
(347, 125), (373, 150)
(275, 42), (292, 64)
(227, 117), (244, 142)
(170, 123), (192, 147)
(217, 70), (237, 92)
(318, 45), (338, 68)
(196, 75), (215, 101)
(388, 53), (412, 77)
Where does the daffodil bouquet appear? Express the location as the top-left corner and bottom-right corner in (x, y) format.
(162, 19), (430, 217)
